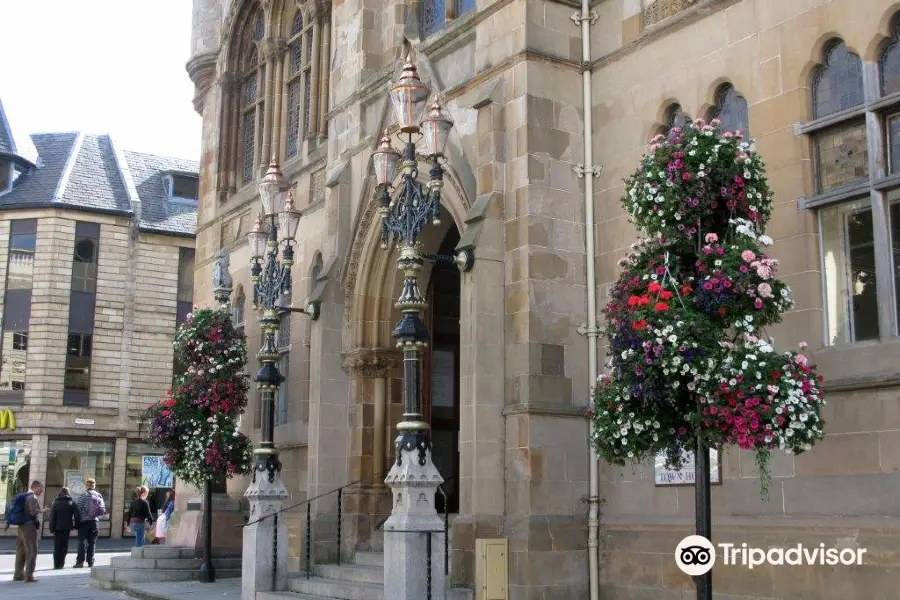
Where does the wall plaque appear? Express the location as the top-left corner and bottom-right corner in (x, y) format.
(654, 448), (721, 486)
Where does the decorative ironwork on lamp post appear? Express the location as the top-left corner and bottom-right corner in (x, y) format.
(371, 56), (474, 469)
(247, 158), (320, 483)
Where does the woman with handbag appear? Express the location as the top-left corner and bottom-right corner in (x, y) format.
(48, 487), (79, 569)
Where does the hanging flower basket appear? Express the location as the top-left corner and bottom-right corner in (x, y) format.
(144, 306), (254, 488)
(591, 119), (826, 499)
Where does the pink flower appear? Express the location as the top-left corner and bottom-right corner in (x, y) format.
(705, 233), (718, 243)
(754, 298), (763, 309)
(799, 341), (808, 349)
(741, 250), (756, 262)
(682, 172), (692, 181)
(758, 283), (773, 298)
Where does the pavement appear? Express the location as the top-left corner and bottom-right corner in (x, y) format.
(0, 534), (136, 554)
(0, 549), (243, 600)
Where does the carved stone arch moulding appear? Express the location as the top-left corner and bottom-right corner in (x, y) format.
(341, 160), (471, 329)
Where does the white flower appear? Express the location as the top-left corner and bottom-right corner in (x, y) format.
(758, 235), (773, 246)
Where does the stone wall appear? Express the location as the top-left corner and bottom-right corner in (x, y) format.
(591, 0), (900, 598)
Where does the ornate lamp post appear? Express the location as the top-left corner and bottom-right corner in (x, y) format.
(242, 157), (318, 595)
(372, 55), (473, 600)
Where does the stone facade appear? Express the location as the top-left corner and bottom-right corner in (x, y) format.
(186, 0), (900, 597)
(0, 209), (194, 538)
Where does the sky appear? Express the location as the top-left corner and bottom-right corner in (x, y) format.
(0, 0), (202, 161)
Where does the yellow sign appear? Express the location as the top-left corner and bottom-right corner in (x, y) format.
(0, 409), (16, 431)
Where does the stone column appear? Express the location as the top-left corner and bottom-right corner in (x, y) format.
(383, 446), (446, 600)
(242, 472), (289, 599)
(341, 347), (399, 555)
(110, 438), (128, 539)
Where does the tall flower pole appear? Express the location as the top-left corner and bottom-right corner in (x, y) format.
(242, 158), (319, 598)
(371, 55), (472, 600)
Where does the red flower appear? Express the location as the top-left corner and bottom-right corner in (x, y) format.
(632, 319), (648, 331)
(680, 285), (693, 295)
(772, 371), (781, 380)
(682, 172), (692, 181)
(638, 296), (651, 306)
(627, 295), (641, 307)
(648, 282), (663, 294)
(718, 307), (727, 316)
(161, 410), (172, 417)
(653, 302), (669, 312)
(660, 290), (673, 300)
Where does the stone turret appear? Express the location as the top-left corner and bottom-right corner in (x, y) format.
(186, 0), (224, 114)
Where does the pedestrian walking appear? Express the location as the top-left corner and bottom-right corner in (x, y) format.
(74, 478), (106, 568)
(48, 487), (80, 569)
(7, 480), (47, 582)
(128, 486), (153, 547)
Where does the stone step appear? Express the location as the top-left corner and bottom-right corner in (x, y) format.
(288, 575), (385, 600)
(91, 566), (242, 587)
(110, 556), (242, 570)
(129, 546), (241, 560)
(259, 594), (340, 600)
(314, 564), (382, 585)
(352, 552), (383, 567)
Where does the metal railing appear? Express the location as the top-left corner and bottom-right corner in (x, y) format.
(241, 478), (362, 587)
(242, 473), (455, 593)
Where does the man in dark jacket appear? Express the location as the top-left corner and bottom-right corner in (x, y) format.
(48, 487), (79, 569)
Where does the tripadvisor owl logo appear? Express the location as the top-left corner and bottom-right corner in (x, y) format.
(676, 535), (716, 576)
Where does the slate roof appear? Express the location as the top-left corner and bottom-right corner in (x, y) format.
(0, 98), (38, 165)
(0, 132), (199, 237)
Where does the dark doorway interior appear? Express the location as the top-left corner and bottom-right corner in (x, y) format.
(424, 226), (461, 515)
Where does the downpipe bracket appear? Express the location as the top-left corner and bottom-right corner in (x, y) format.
(577, 323), (601, 338)
(571, 10), (599, 26)
(574, 164), (603, 179)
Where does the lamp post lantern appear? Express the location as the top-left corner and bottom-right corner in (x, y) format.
(242, 157), (319, 597)
(372, 54), (473, 600)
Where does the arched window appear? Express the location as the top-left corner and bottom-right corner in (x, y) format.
(285, 9), (314, 159)
(881, 16), (900, 96)
(813, 40), (864, 119)
(655, 103), (689, 138)
(239, 7), (265, 186)
(709, 84), (750, 135)
(421, 0), (476, 37)
(232, 285), (246, 331)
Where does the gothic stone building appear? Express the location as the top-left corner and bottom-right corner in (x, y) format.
(0, 98), (198, 540)
(186, 0), (900, 597)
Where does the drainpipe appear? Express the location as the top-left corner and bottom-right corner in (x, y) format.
(572, 3), (601, 600)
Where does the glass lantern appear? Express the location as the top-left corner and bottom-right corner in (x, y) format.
(247, 214), (269, 261)
(389, 56), (431, 134)
(372, 131), (401, 186)
(420, 99), (453, 158)
(258, 157), (288, 217)
(278, 190), (302, 243)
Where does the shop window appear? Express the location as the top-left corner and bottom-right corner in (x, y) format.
(45, 440), (114, 537)
(123, 443), (175, 536)
(0, 440), (31, 518)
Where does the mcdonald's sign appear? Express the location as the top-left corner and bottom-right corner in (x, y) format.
(0, 409), (15, 431)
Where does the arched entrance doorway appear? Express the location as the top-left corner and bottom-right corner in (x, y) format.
(423, 226), (461, 515)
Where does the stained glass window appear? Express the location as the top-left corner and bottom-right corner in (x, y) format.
(284, 8), (314, 158)
(889, 114), (900, 174)
(238, 8), (263, 185)
(243, 112), (256, 184)
(814, 121), (868, 192)
(421, 0), (446, 37)
(291, 10), (304, 36)
(253, 11), (264, 41)
(882, 18), (900, 96)
(286, 82), (302, 158)
(710, 84), (750, 135)
(303, 71), (312, 139)
(813, 41), (864, 119)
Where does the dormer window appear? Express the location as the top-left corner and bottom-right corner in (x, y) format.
(165, 173), (199, 203)
(0, 161), (10, 193)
